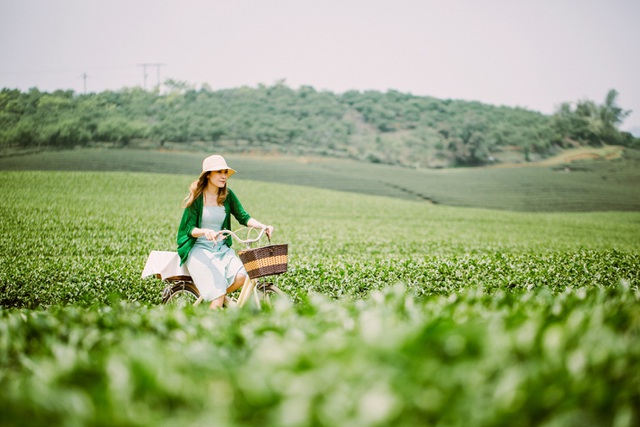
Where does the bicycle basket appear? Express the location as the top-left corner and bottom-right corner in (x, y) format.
(238, 244), (288, 279)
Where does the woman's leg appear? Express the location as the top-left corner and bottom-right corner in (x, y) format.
(209, 274), (245, 309)
(209, 294), (225, 309)
(227, 273), (246, 294)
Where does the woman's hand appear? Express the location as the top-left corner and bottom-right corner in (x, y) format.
(247, 219), (274, 239)
(264, 225), (274, 239)
(192, 227), (219, 242)
(203, 228), (219, 242)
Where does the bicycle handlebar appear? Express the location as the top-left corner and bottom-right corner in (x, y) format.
(217, 227), (269, 246)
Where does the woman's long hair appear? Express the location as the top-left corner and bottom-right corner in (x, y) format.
(182, 172), (228, 208)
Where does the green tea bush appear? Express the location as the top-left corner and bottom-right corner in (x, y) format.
(1, 284), (638, 426)
(281, 250), (640, 302)
(1, 171), (638, 308)
(1, 171), (639, 426)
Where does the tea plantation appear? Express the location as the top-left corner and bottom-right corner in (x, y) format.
(0, 165), (639, 426)
(1, 146), (639, 211)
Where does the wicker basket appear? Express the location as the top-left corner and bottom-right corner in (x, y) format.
(238, 244), (288, 279)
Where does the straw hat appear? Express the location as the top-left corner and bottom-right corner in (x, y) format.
(200, 155), (236, 178)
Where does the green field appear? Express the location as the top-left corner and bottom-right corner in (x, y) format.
(1, 147), (640, 211)
(1, 153), (640, 426)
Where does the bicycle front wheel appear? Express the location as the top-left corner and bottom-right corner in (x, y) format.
(163, 281), (200, 307)
(255, 283), (289, 308)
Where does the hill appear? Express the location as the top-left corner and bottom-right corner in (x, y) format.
(1, 84), (637, 168)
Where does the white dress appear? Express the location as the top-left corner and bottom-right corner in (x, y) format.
(185, 205), (247, 301)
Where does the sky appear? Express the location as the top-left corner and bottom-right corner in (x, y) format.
(1, 0), (639, 133)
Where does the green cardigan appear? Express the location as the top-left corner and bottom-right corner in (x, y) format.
(176, 189), (252, 265)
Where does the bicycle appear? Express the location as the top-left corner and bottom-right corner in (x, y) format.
(141, 227), (288, 309)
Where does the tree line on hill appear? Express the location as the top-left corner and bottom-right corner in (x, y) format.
(0, 80), (636, 167)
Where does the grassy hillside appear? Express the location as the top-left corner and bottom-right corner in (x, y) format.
(1, 147), (639, 212)
(0, 85), (553, 168)
(4, 85), (636, 170)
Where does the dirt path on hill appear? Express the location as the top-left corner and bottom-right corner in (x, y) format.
(486, 145), (624, 170)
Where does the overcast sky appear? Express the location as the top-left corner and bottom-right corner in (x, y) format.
(1, 0), (639, 132)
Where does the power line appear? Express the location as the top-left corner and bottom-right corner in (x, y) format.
(0, 63), (167, 92)
(0, 64), (136, 76)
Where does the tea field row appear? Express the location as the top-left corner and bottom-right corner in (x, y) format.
(1, 147), (639, 211)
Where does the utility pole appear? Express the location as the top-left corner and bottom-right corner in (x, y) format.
(81, 72), (88, 94)
(138, 63), (165, 90)
(138, 63), (149, 89)
(155, 63), (164, 90)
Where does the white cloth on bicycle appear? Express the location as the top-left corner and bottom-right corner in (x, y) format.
(141, 251), (189, 279)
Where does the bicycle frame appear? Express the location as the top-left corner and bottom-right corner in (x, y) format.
(190, 227), (278, 309)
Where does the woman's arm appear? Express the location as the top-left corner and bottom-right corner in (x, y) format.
(247, 218), (274, 239)
(177, 203), (198, 244)
(190, 227), (219, 241)
(227, 189), (274, 239)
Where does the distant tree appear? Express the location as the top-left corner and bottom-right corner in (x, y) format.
(599, 89), (631, 145)
(164, 79), (194, 94)
(3, 118), (36, 148)
(439, 117), (492, 166)
(96, 117), (147, 146)
(551, 89), (632, 147)
(13, 83), (637, 168)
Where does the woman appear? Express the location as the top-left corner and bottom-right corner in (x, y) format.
(177, 154), (274, 309)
